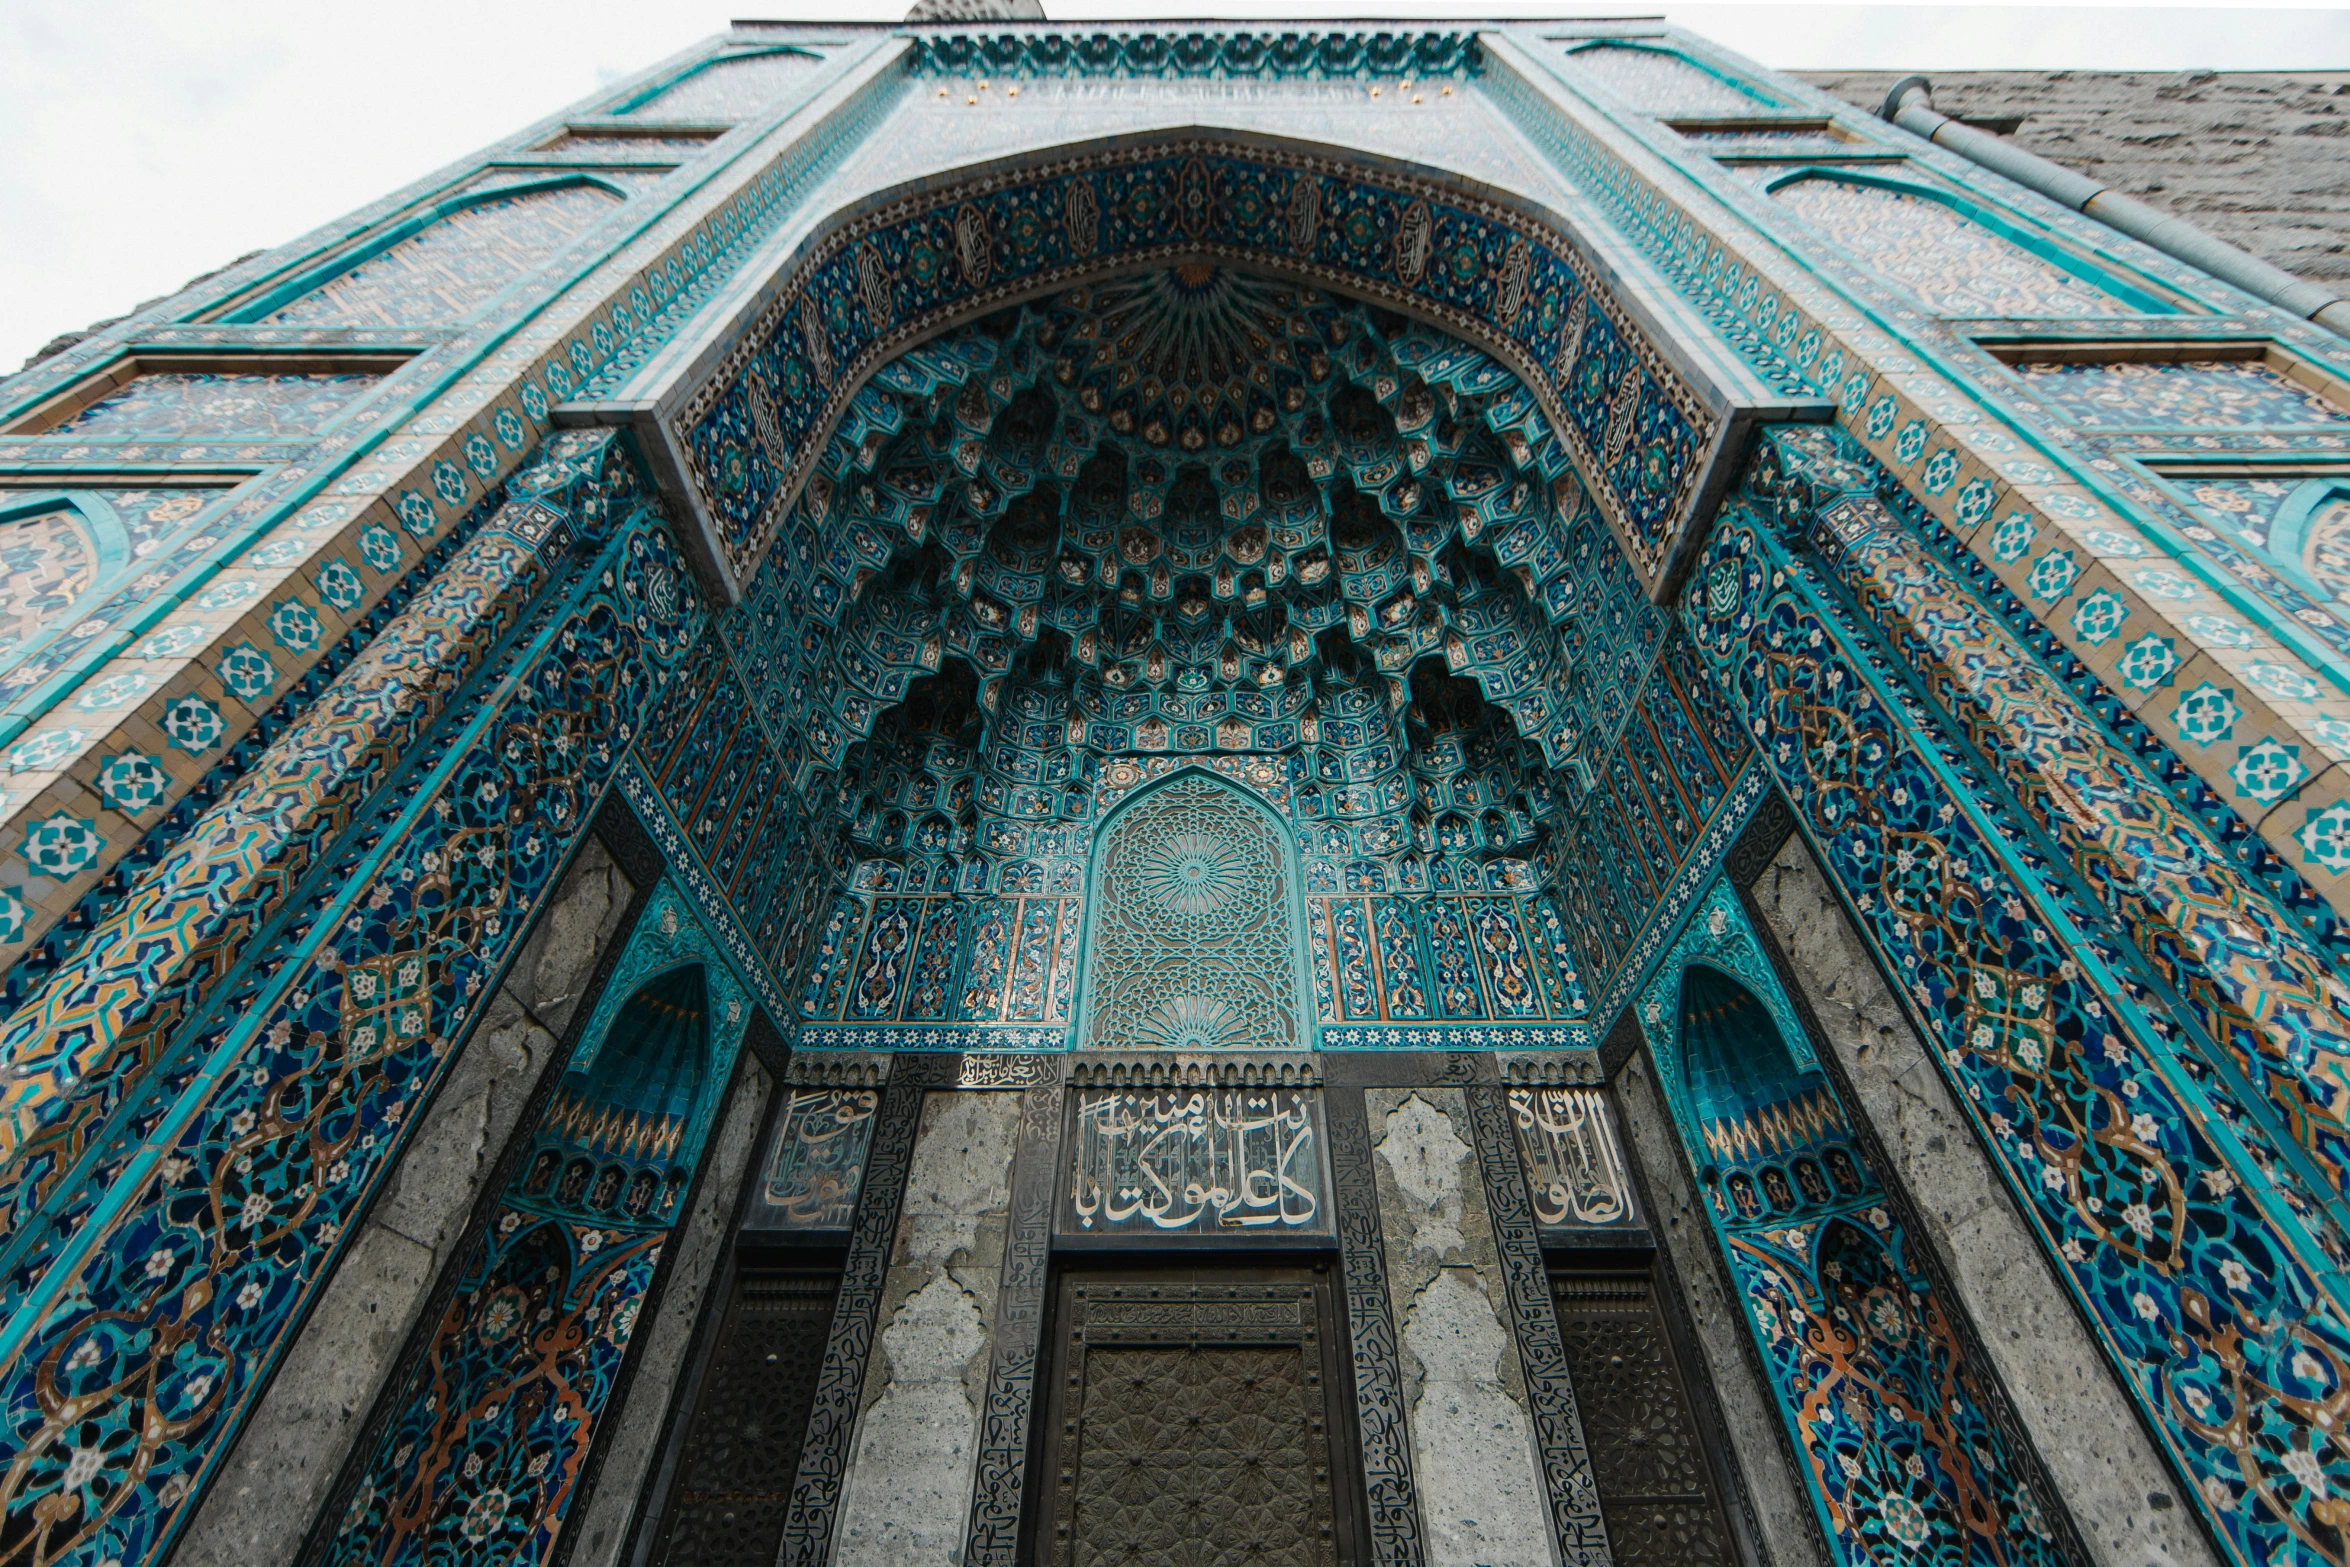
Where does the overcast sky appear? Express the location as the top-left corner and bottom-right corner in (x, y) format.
(3, 1), (2346, 373)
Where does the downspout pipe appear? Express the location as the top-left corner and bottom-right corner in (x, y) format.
(1880, 76), (2350, 342)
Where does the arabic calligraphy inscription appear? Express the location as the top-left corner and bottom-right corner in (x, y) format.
(1061, 1087), (1332, 1238)
(752, 1088), (879, 1230)
(1508, 1087), (1638, 1230)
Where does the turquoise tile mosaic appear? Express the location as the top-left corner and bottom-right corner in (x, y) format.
(3, 21), (2349, 1567)
(1638, 883), (2061, 1567)
(265, 183), (622, 326)
(623, 46), (821, 119)
(1559, 42), (1771, 116)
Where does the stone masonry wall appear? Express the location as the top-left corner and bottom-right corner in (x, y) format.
(829, 1090), (1020, 1567)
(1801, 71), (2350, 293)
(175, 835), (637, 1566)
(1367, 1087), (1556, 1567)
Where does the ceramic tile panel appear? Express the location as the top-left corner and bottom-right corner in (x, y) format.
(267, 184), (623, 326)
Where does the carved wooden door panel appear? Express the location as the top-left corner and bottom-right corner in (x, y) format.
(1036, 1267), (1359, 1567)
(646, 1262), (839, 1567)
(1550, 1268), (1737, 1566)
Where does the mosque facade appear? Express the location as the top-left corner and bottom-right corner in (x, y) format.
(0, 17), (2347, 1567)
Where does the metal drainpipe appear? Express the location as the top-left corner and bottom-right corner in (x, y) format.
(1879, 75), (2350, 342)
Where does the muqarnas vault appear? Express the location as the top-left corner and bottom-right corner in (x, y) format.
(0, 14), (2348, 1567)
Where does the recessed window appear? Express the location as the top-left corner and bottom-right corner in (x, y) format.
(624, 49), (819, 121)
(2003, 348), (2350, 429)
(1561, 42), (1773, 116)
(535, 128), (720, 156)
(1772, 175), (2152, 318)
(6, 357), (411, 441)
(2, 355), (404, 439)
(262, 185), (620, 327)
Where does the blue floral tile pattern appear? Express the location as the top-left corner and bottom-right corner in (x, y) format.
(44, 374), (381, 439)
(267, 185), (621, 327)
(1560, 42), (1770, 115)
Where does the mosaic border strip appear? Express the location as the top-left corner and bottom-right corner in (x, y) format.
(1593, 756), (1773, 1024)
(792, 1021), (1071, 1051)
(1325, 1085), (1428, 1567)
(776, 1072), (925, 1567)
(1317, 1023), (1597, 1051)
(615, 754), (790, 1024)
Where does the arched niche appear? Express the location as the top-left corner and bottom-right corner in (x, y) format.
(1677, 960), (1865, 1225)
(1076, 767), (1309, 1051)
(522, 962), (711, 1227)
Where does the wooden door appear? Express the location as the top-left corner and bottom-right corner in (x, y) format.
(1035, 1266), (1360, 1567)
(1550, 1266), (1739, 1566)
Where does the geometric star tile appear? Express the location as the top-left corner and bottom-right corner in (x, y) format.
(2170, 682), (2242, 749)
(2230, 737), (2309, 806)
(9, 728), (86, 774)
(2116, 634), (2180, 693)
(194, 578), (260, 612)
(0, 885), (26, 942)
(2026, 549), (2080, 604)
(2181, 612), (2256, 650)
(2071, 588), (2128, 647)
(96, 751), (171, 816)
(2244, 661), (2321, 704)
(217, 643), (277, 704)
(162, 694), (227, 755)
(131, 624), (209, 659)
(316, 558), (366, 612)
(1989, 512), (2037, 564)
(359, 525), (403, 575)
(73, 669), (150, 713)
(19, 813), (105, 880)
(2297, 799), (2350, 875)
(266, 599), (323, 655)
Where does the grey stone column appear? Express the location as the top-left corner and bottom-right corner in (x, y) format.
(961, 1072), (1064, 1567)
(777, 1072), (926, 1567)
(1464, 1084), (1612, 1567)
(830, 1088), (1023, 1567)
(1364, 1083), (1588, 1567)
(1326, 1085), (1427, 1567)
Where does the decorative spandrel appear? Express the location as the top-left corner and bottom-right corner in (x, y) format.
(1082, 773), (1303, 1052)
(1508, 1087), (1639, 1230)
(746, 1088), (879, 1230)
(1061, 1087), (1332, 1239)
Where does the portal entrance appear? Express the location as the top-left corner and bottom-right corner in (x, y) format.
(1034, 1266), (1360, 1566)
